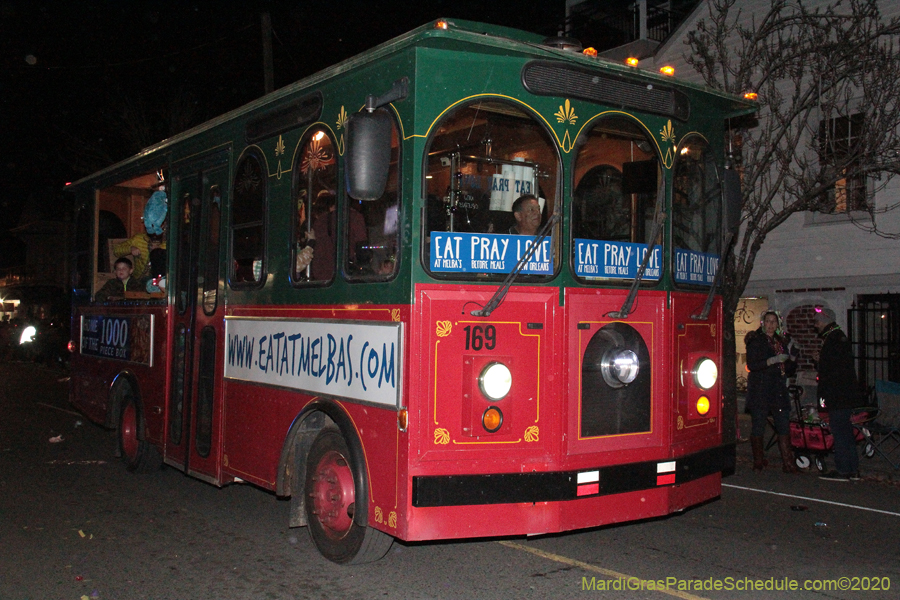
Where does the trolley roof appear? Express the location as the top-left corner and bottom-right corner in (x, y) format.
(67, 18), (756, 191)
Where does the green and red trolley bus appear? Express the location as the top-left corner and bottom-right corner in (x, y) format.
(67, 18), (755, 563)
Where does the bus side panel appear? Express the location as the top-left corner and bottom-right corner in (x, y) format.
(69, 304), (168, 445)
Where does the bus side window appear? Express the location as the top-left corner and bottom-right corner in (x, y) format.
(344, 117), (400, 280)
(230, 152), (266, 286)
(292, 129), (337, 284)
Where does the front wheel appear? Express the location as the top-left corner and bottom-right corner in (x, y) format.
(118, 390), (162, 473)
(304, 427), (392, 564)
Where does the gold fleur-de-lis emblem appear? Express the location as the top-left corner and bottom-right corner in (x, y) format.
(388, 512), (397, 528)
(374, 506), (384, 523)
(660, 120), (675, 144)
(436, 321), (452, 337)
(524, 425), (539, 442)
(554, 99), (578, 125)
(434, 428), (450, 444)
(336, 106), (349, 130)
(275, 135), (285, 156)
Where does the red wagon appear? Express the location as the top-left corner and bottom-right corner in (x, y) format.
(780, 386), (874, 471)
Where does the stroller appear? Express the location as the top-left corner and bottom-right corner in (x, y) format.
(768, 385), (875, 472)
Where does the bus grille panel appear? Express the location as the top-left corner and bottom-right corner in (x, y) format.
(522, 61), (690, 122)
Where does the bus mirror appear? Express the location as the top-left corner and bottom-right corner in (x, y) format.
(722, 168), (742, 236)
(346, 107), (391, 201)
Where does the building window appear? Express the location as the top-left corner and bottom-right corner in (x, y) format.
(818, 113), (868, 213)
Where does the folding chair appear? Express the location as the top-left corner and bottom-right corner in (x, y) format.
(855, 383), (900, 470)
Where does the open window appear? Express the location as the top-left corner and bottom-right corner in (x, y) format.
(86, 171), (168, 301)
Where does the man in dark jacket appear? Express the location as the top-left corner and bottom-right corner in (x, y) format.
(815, 307), (863, 481)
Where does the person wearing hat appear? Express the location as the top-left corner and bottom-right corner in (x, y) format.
(745, 310), (800, 473)
(814, 306), (864, 481)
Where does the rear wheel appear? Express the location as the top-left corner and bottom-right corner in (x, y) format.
(304, 426), (392, 564)
(118, 387), (162, 473)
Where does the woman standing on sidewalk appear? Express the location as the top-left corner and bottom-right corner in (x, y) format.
(745, 311), (800, 473)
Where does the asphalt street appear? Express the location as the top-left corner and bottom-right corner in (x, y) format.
(2, 361), (899, 600)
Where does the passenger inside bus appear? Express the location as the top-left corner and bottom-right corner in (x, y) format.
(112, 189), (168, 280)
(508, 194), (542, 235)
(95, 257), (136, 302)
(295, 191), (368, 279)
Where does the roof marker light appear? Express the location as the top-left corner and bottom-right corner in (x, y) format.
(626, 57), (639, 67)
(659, 65), (675, 76)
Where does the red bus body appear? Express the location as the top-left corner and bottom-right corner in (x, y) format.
(67, 19), (752, 563)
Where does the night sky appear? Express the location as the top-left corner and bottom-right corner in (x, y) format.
(0, 0), (569, 261)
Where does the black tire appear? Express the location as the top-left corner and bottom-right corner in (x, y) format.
(304, 426), (392, 564)
(118, 387), (162, 473)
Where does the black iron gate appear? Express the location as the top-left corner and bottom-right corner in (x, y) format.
(848, 294), (900, 389)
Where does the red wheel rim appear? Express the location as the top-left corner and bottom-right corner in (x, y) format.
(121, 402), (138, 460)
(310, 450), (355, 539)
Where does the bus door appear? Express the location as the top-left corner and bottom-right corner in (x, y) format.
(165, 154), (229, 483)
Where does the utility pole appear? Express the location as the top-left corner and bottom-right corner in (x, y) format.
(261, 12), (274, 95)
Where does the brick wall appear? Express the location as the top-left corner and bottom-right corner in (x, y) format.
(785, 305), (822, 371)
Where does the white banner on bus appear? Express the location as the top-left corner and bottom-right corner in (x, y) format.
(224, 318), (401, 407)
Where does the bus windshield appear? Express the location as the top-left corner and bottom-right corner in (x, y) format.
(672, 135), (722, 287)
(571, 116), (662, 283)
(424, 100), (559, 278)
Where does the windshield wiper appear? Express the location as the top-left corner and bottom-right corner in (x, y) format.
(471, 212), (559, 317)
(607, 184), (666, 319)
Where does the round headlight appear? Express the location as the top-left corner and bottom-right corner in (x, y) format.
(693, 358), (718, 390)
(601, 348), (640, 388)
(479, 362), (512, 400)
(20, 325), (36, 345)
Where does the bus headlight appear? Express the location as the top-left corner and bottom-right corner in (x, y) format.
(601, 348), (639, 388)
(20, 325), (36, 345)
(479, 362), (512, 400)
(693, 358), (718, 390)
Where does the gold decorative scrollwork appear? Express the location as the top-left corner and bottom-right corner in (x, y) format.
(436, 320), (452, 337)
(524, 425), (540, 442)
(434, 428), (450, 444)
(554, 99), (578, 125)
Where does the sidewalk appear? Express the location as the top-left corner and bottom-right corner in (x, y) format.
(734, 412), (900, 484)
